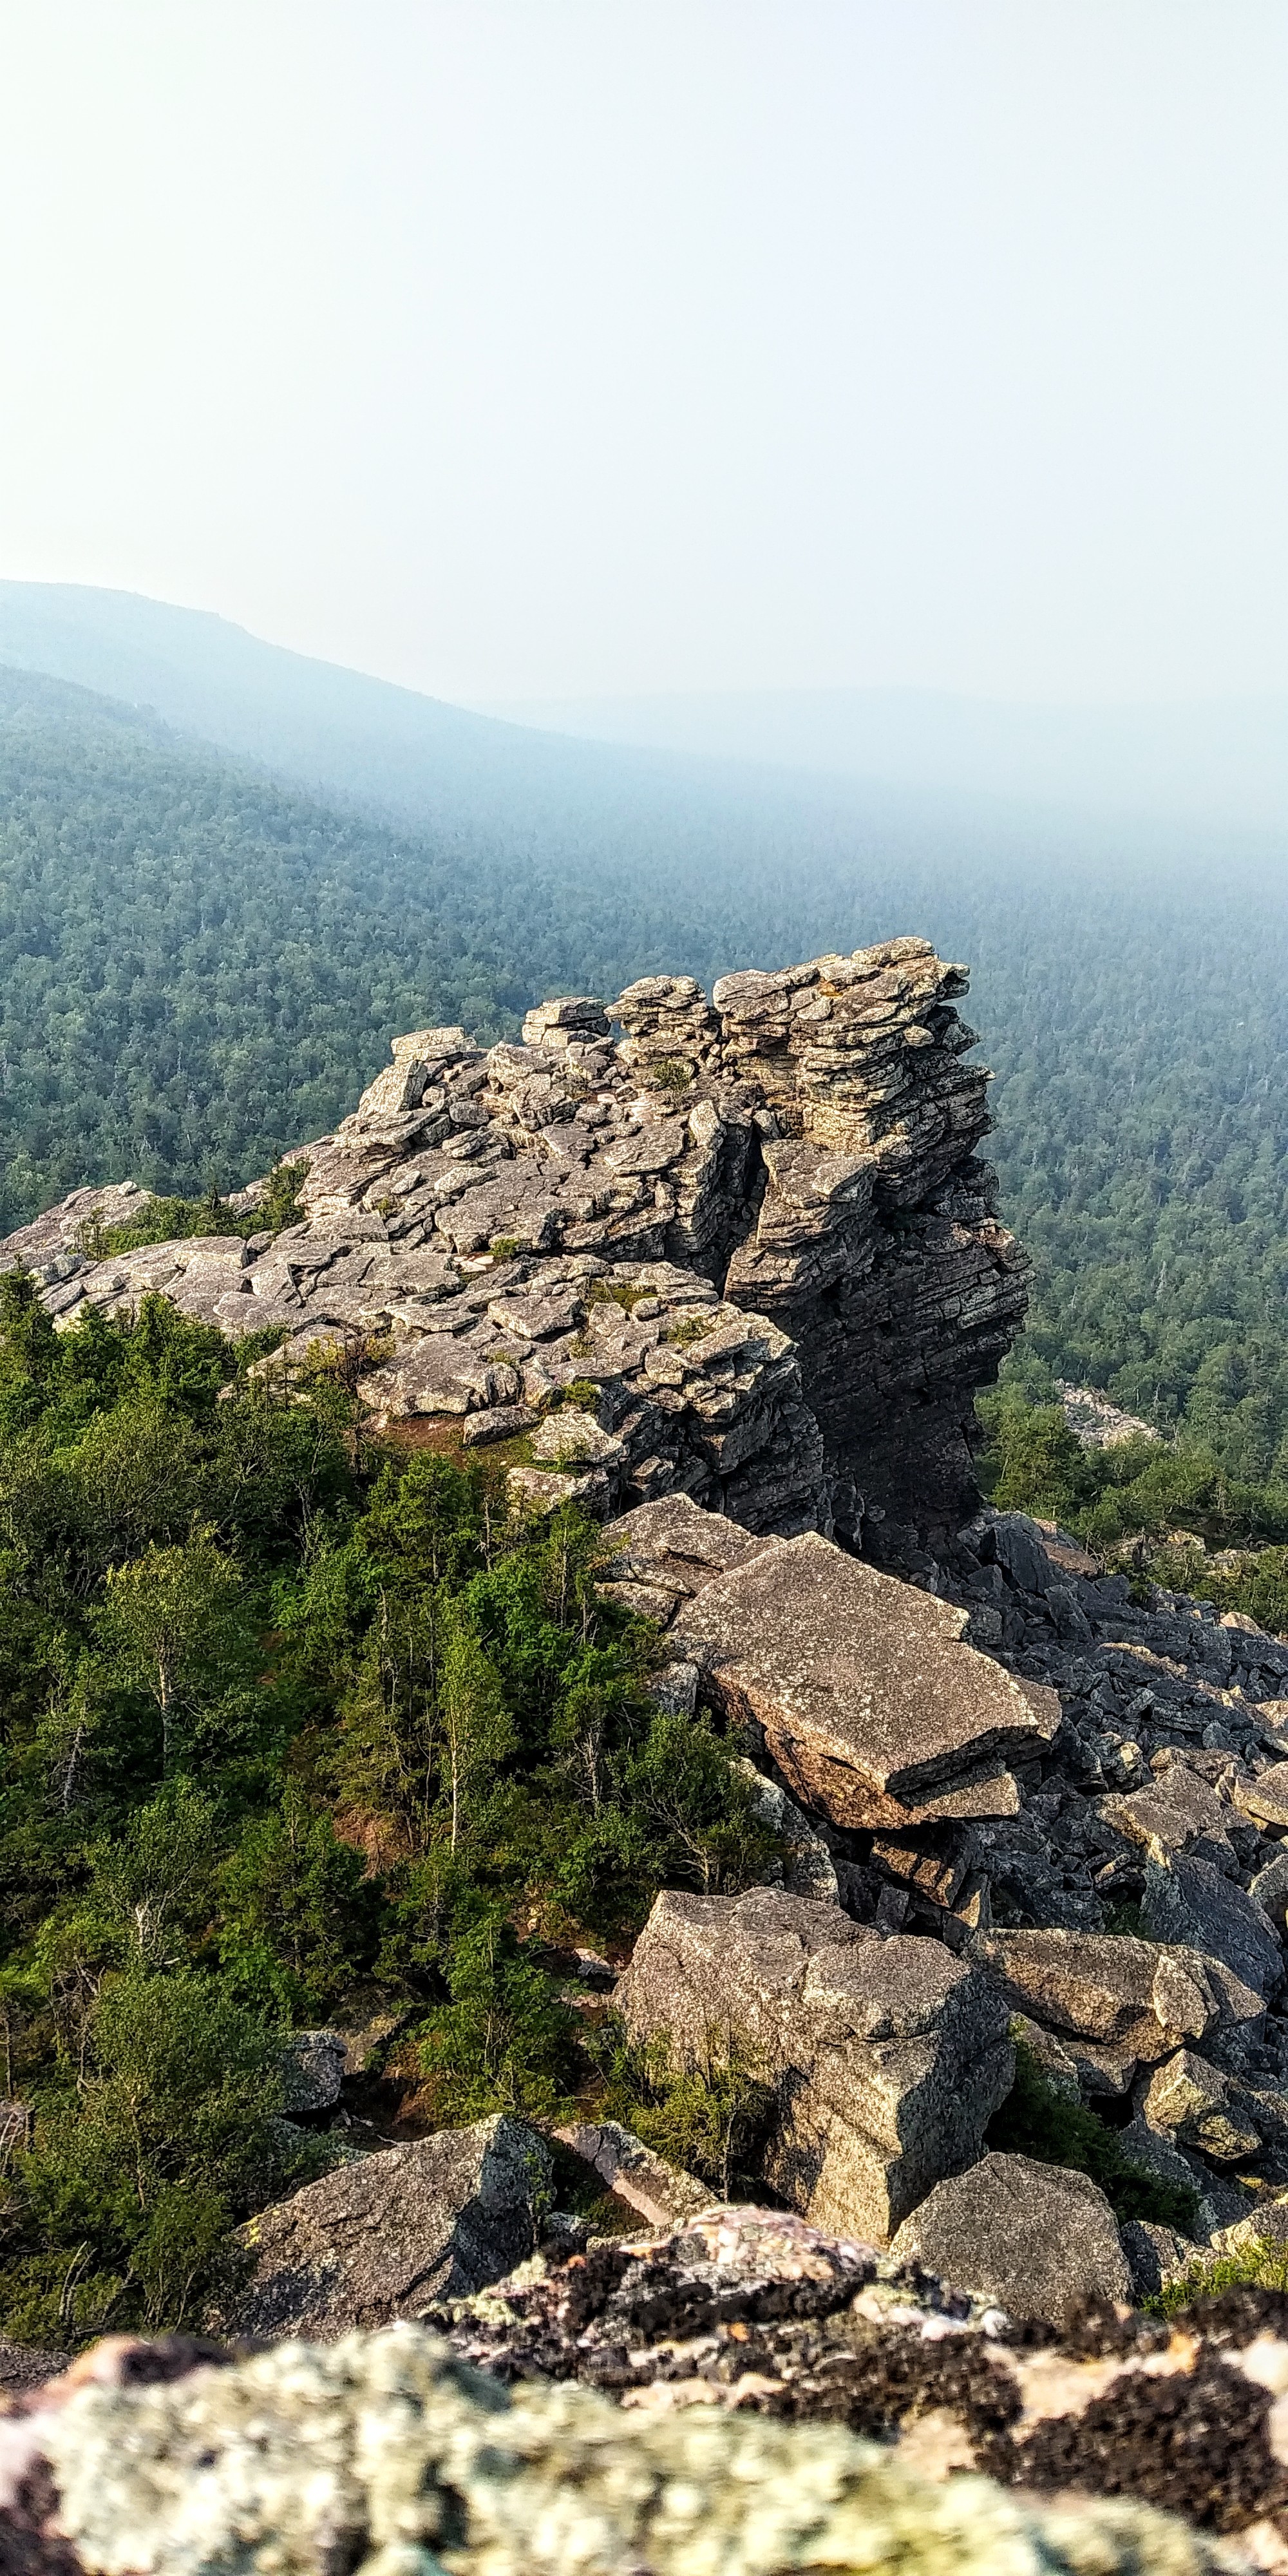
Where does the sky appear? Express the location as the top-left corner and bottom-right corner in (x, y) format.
(0, 1), (1283, 707)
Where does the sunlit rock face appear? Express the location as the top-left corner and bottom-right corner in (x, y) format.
(0, 939), (1027, 1546)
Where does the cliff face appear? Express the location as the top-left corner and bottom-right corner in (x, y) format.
(0, 938), (1027, 1545)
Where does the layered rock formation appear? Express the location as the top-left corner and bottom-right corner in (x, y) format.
(0, 938), (1027, 1539)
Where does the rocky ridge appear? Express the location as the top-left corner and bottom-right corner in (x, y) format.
(12, 945), (1288, 2556)
(0, 938), (1026, 1540)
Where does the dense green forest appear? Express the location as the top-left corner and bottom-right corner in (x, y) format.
(1, 663), (1287, 1482)
(0, 1280), (775, 2341)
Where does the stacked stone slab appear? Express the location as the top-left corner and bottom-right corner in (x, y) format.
(0, 937), (1027, 1541)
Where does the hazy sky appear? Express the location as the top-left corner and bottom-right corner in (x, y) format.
(0, 2), (1283, 705)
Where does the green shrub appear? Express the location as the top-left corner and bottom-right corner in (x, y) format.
(587, 2014), (774, 2198)
(664, 1315), (714, 1349)
(0, 1292), (776, 2344)
(77, 1161), (310, 1262)
(987, 2040), (1200, 2234)
(1153, 2233), (1288, 2317)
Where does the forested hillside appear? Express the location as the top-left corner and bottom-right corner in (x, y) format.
(1, 661), (1287, 1482)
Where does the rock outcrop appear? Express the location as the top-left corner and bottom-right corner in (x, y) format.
(20, 948), (1288, 2349)
(0, 939), (1027, 1539)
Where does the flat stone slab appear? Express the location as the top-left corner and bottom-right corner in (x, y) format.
(600, 1493), (774, 1608)
(668, 1531), (1060, 1827)
(555, 2119), (710, 2228)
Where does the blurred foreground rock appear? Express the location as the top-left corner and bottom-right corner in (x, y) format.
(0, 2300), (1242, 2575)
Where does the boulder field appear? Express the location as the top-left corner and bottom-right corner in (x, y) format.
(13, 945), (1288, 2561)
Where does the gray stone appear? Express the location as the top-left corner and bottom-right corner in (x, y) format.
(1141, 2049), (1263, 2163)
(1142, 1855), (1283, 1999)
(554, 2119), (710, 2228)
(222, 2115), (552, 2339)
(1099, 1763), (1240, 1872)
(7, 938), (1031, 1548)
(732, 1757), (839, 1901)
(278, 2029), (347, 2114)
(1251, 1847), (1288, 1926)
(967, 1927), (1222, 2066)
(889, 2151), (1132, 2321)
(619, 1888), (1012, 2242)
(980, 1513), (1053, 1595)
(1235, 1759), (1288, 1828)
(1119, 2219), (1200, 2300)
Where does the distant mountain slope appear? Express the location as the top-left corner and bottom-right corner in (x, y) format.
(0, 579), (763, 835)
(6, 581), (1285, 839)
(484, 685), (1288, 834)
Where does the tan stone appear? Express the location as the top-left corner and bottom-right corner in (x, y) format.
(668, 1531), (1059, 1827)
(1235, 1760), (1288, 1828)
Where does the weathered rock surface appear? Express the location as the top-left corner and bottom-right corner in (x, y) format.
(667, 1526), (1061, 1829)
(1143, 1856), (1284, 2001)
(278, 2028), (347, 2113)
(29, 2218), (1288, 2568)
(965, 1927), (1265, 2094)
(887, 2150), (1133, 2320)
(219, 2114), (551, 2340)
(618, 1888), (1013, 2240)
(553, 2119), (711, 2228)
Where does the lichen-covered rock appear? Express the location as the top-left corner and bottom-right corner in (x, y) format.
(218, 2115), (552, 2341)
(619, 1889), (1013, 2240)
(21, 2321), (1229, 2575)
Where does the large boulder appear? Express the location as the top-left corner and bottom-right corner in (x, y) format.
(667, 1530), (1060, 1831)
(618, 1888), (1013, 2241)
(1142, 1855), (1283, 2000)
(222, 2115), (551, 2340)
(967, 1926), (1265, 2091)
(889, 2150), (1132, 2321)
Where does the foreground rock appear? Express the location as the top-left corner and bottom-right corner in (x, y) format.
(1, 2314), (1229, 2575)
(887, 2150), (1133, 2320)
(619, 1888), (1013, 2239)
(218, 2114), (551, 2339)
